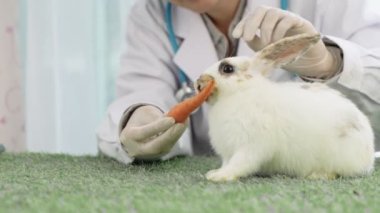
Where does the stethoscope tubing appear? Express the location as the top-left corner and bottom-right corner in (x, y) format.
(166, 0), (289, 99)
(165, 2), (189, 85)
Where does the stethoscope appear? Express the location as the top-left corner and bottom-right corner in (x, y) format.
(165, 0), (289, 102)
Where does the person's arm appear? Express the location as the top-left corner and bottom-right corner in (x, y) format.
(309, 0), (380, 100)
(317, 0), (380, 148)
(97, 0), (192, 164)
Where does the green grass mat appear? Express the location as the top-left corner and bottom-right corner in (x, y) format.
(0, 153), (379, 212)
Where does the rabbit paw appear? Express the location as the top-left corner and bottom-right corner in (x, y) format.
(205, 169), (219, 177)
(307, 172), (337, 180)
(205, 169), (238, 182)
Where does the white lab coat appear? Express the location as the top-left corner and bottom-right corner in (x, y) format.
(97, 0), (380, 165)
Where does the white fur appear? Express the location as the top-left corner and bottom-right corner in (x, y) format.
(202, 36), (375, 182)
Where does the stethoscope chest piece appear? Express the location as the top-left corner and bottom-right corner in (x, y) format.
(175, 82), (196, 102)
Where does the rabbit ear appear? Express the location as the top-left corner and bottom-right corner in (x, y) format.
(255, 34), (321, 69)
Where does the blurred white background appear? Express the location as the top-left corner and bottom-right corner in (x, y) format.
(1, 0), (136, 155)
(0, 0), (25, 152)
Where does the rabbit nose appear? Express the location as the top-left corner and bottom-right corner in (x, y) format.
(196, 74), (214, 92)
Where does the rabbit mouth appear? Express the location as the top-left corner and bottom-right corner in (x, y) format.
(196, 74), (214, 90)
(195, 74), (216, 101)
(196, 83), (205, 93)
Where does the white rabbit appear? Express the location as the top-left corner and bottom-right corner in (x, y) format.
(196, 34), (375, 182)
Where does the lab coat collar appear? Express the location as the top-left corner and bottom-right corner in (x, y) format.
(173, 0), (277, 82)
(173, 6), (218, 82)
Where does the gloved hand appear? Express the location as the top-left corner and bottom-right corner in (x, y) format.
(232, 6), (340, 79)
(120, 105), (187, 159)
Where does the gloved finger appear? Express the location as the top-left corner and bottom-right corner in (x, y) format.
(272, 16), (298, 42)
(260, 8), (284, 46)
(127, 105), (164, 127)
(232, 18), (245, 38)
(247, 35), (266, 51)
(128, 117), (175, 141)
(242, 6), (268, 41)
(143, 123), (187, 155)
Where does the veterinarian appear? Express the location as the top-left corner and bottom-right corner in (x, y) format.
(97, 0), (380, 164)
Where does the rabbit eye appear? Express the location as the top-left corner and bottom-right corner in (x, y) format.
(219, 62), (235, 75)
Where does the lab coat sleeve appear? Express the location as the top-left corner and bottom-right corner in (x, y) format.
(96, 0), (192, 165)
(317, 0), (380, 148)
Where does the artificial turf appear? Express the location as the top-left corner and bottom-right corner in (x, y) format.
(0, 153), (379, 213)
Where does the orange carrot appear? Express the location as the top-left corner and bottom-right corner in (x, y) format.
(167, 80), (215, 123)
